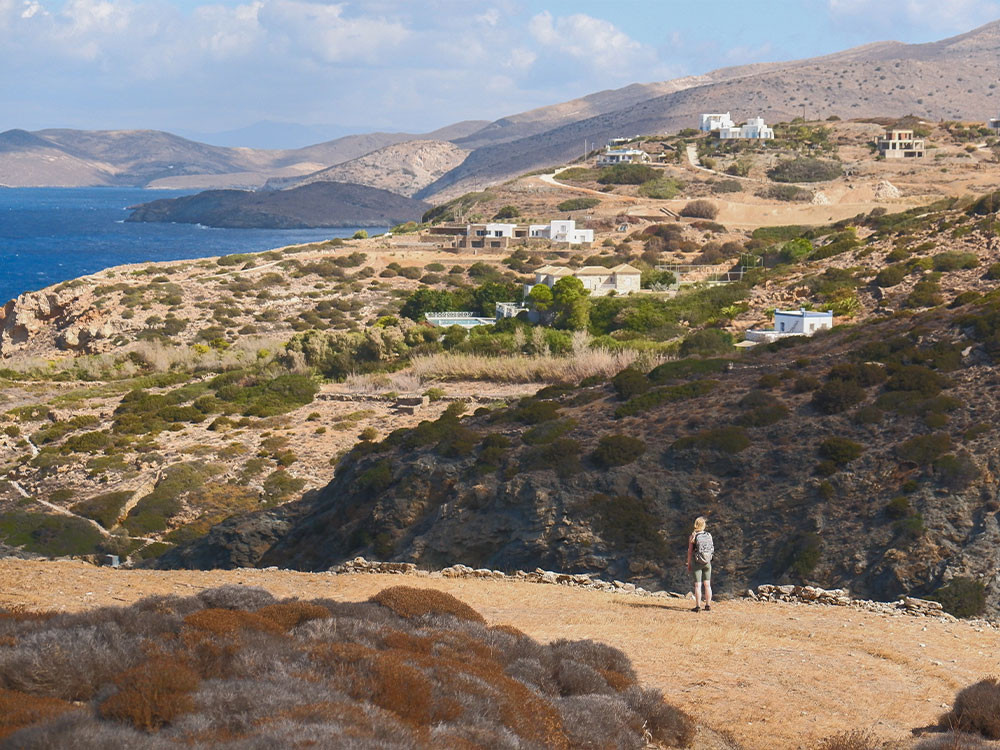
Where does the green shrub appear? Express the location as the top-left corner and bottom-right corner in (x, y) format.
(436, 424), (479, 459)
(0, 512), (105, 556)
(736, 391), (789, 427)
(904, 278), (942, 308)
(509, 399), (560, 425)
(493, 205), (521, 220)
(72, 491), (132, 529)
(647, 358), (729, 384)
(897, 433), (952, 464)
(932, 251), (978, 272)
(775, 532), (822, 578)
(933, 452), (979, 489)
(985, 262), (1000, 280)
(767, 158), (842, 183)
(672, 426), (749, 454)
(262, 470), (305, 504)
(477, 433), (510, 470)
(520, 438), (582, 478)
(123, 462), (220, 535)
(874, 265), (906, 287)
(522, 419), (576, 446)
(885, 496), (911, 519)
(852, 405), (883, 424)
(828, 362), (886, 387)
(679, 329), (733, 356)
(591, 435), (646, 468)
(893, 513), (925, 544)
(760, 184), (812, 202)
(817, 437), (864, 465)
(352, 230), (368, 240)
(885, 365), (948, 397)
(356, 459), (393, 498)
(615, 380), (717, 418)
(612, 368), (650, 400)
(556, 197), (601, 212)
(587, 494), (667, 557)
(597, 164), (658, 185)
(929, 577), (987, 618)
(778, 238), (813, 264)
(638, 178), (681, 199)
(811, 380), (866, 414)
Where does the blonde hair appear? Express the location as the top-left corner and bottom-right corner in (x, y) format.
(693, 516), (707, 533)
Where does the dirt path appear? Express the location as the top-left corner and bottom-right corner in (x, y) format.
(1, 560), (996, 750)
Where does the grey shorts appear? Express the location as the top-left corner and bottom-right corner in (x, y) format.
(692, 563), (712, 584)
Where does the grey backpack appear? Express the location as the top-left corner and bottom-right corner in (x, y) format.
(693, 532), (714, 565)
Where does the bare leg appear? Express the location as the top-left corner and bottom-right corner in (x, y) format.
(693, 578), (702, 609)
(703, 581), (712, 607)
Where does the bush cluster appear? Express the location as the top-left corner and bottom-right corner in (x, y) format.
(591, 435), (646, 468)
(0, 586), (695, 748)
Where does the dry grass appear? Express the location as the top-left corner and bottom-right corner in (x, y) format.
(410, 347), (668, 383)
(0, 579), (690, 748)
(3, 561), (1000, 749)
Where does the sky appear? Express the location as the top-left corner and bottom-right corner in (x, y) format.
(2, 0), (999, 146)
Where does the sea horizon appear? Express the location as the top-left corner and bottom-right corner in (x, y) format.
(0, 187), (385, 305)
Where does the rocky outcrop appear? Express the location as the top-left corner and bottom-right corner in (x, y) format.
(126, 181), (430, 229)
(0, 286), (117, 356)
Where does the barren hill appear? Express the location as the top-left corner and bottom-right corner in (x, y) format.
(265, 139), (470, 197)
(420, 20), (1000, 198)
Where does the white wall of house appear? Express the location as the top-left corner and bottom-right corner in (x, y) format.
(700, 113), (735, 132)
(718, 117), (774, 140)
(597, 148), (649, 165)
(774, 310), (833, 334)
(529, 220), (593, 244)
(469, 223), (517, 238)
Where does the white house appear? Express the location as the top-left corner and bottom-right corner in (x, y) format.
(469, 222), (518, 238)
(597, 147), (650, 165)
(525, 264), (641, 298)
(529, 219), (594, 244)
(989, 115), (1000, 134)
(718, 116), (774, 140)
(744, 309), (834, 343)
(700, 113), (735, 132)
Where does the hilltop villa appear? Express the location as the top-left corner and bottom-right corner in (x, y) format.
(438, 219), (593, 250)
(875, 129), (925, 159)
(529, 220), (593, 244)
(597, 147), (650, 165)
(526, 264), (641, 297)
(744, 309), (834, 343)
(700, 112), (773, 139)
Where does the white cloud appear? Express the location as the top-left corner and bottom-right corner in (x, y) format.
(828, 0), (1000, 34)
(528, 10), (652, 74)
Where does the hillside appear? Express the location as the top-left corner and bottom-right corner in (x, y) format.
(125, 181), (430, 229)
(1, 559), (998, 749)
(420, 20), (1000, 198)
(264, 139), (469, 197)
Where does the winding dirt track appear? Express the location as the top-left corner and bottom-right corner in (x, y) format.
(2, 560), (998, 749)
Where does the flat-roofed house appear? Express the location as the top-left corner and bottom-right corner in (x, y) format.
(525, 264), (641, 297)
(529, 219), (594, 244)
(597, 147), (650, 165)
(700, 113), (735, 132)
(990, 115), (1000, 134)
(875, 129), (925, 158)
(745, 309), (834, 343)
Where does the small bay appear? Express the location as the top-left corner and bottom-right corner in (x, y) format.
(0, 187), (383, 304)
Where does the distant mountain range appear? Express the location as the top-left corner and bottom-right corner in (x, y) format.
(3, 20), (999, 205)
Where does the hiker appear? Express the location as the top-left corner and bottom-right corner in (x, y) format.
(686, 516), (714, 612)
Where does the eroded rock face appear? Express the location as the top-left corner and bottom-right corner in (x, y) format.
(0, 286), (116, 357)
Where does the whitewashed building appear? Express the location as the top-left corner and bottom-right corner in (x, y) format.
(470, 222), (518, 238)
(744, 309), (834, 343)
(700, 113), (736, 132)
(529, 219), (594, 244)
(597, 147), (650, 165)
(989, 115), (1000, 134)
(525, 264), (641, 297)
(875, 129), (925, 159)
(719, 116), (774, 140)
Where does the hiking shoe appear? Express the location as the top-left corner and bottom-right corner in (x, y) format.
(704, 604), (711, 611)
(691, 606), (700, 612)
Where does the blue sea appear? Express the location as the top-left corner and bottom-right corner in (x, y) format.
(0, 187), (383, 305)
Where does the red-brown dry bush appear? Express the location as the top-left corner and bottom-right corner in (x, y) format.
(0, 689), (76, 739)
(370, 586), (486, 624)
(98, 656), (200, 731)
(183, 607), (285, 637)
(254, 601), (331, 631)
(938, 676), (1000, 739)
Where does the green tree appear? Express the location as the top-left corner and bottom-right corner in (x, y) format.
(552, 276), (591, 330)
(528, 283), (554, 311)
(472, 281), (521, 316)
(399, 288), (455, 321)
(779, 238), (813, 264)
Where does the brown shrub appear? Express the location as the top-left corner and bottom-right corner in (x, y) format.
(623, 686), (696, 747)
(254, 602), (331, 631)
(938, 676), (1000, 739)
(0, 688), (76, 739)
(680, 199), (720, 220)
(369, 651), (434, 729)
(370, 586), (486, 624)
(183, 608), (285, 637)
(98, 656), (200, 731)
